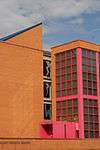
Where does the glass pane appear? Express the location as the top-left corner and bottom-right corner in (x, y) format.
(84, 123), (88, 130)
(84, 107), (88, 114)
(67, 100), (72, 107)
(72, 65), (77, 71)
(84, 114), (88, 121)
(90, 132), (94, 138)
(72, 73), (77, 79)
(61, 101), (66, 107)
(83, 80), (87, 87)
(83, 88), (87, 95)
(94, 108), (98, 114)
(83, 72), (87, 79)
(56, 102), (61, 108)
(68, 108), (72, 114)
(88, 73), (92, 80)
(62, 90), (66, 96)
(73, 107), (78, 113)
(83, 65), (87, 71)
(83, 57), (86, 65)
(84, 99), (88, 106)
(84, 131), (89, 138)
(73, 99), (78, 106)
(82, 49), (86, 57)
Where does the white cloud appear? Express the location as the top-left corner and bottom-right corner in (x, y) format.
(0, 0), (100, 38)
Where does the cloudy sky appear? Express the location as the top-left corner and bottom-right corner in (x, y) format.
(0, 0), (100, 49)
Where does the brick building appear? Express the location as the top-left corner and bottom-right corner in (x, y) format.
(0, 23), (44, 138)
(52, 40), (100, 138)
(0, 22), (100, 139)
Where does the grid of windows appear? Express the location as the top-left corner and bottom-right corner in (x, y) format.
(82, 49), (97, 96)
(56, 49), (77, 97)
(84, 98), (99, 138)
(56, 99), (78, 122)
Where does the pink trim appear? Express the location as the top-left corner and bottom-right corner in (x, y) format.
(96, 52), (100, 137)
(56, 95), (77, 101)
(76, 48), (84, 138)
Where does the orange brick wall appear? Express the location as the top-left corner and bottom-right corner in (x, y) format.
(0, 24), (43, 138)
(7, 24), (42, 49)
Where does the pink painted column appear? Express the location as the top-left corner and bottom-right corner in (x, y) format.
(96, 52), (100, 137)
(76, 48), (84, 139)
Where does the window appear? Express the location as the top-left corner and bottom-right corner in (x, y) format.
(82, 49), (97, 96)
(44, 103), (52, 120)
(55, 49), (77, 97)
(84, 99), (99, 138)
(43, 60), (51, 77)
(56, 99), (78, 122)
(44, 82), (51, 98)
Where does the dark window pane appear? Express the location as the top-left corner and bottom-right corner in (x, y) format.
(93, 100), (97, 106)
(92, 66), (96, 73)
(84, 99), (88, 106)
(83, 57), (86, 65)
(88, 88), (92, 95)
(56, 102), (61, 108)
(83, 80), (87, 87)
(73, 88), (77, 94)
(88, 81), (92, 88)
(94, 108), (98, 114)
(72, 58), (76, 64)
(62, 90), (66, 96)
(84, 108), (88, 114)
(84, 123), (88, 130)
(84, 131), (89, 138)
(88, 73), (92, 80)
(90, 131), (94, 138)
(67, 100), (72, 107)
(83, 88), (87, 95)
(44, 103), (52, 120)
(56, 91), (60, 97)
(73, 99), (78, 106)
(93, 89), (97, 96)
(73, 107), (78, 113)
(83, 65), (87, 71)
(92, 51), (96, 59)
(61, 101), (66, 107)
(72, 73), (77, 79)
(66, 59), (71, 65)
(62, 82), (66, 89)
(72, 65), (77, 71)
(44, 82), (51, 98)
(88, 66), (91, 72)
(87, 50), (91, 58)
(93, 74), (96, 81)
(93, 82), (97, 89)
(83, 72), (87, 79)
(68, 107), (72, 114)
(82, 49), (86, 57)
(66, 51), (71, 58)
(87, 59), (91, 65)
(84, 114), (88, 121)
(92, 60), (96, 66)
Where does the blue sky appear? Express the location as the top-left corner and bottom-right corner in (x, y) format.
(0, 0), (100, 50)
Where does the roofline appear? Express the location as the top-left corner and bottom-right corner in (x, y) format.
(51, 39), (100, 49)
(0, 22), (42, 41)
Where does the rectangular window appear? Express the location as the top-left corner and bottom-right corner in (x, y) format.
(84, 99), (99, 138)
(44, 103), (52, 120)
(56, 99), (78, 122)
(82, 49), (97, 96)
